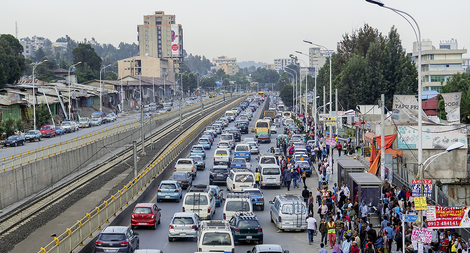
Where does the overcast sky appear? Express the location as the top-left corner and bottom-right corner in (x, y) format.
(2, 0), (469, 64)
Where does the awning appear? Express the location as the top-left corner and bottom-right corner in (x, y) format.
(368, 148), (402, 174)
(364, 132), (376, 144)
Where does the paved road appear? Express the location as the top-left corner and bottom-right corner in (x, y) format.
(85, 100), (323, 253)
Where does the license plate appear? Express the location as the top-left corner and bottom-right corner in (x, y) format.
(139, 223), (146, 225)
(246, 236), (252, 239)
(180, 233), (186, 237)
(104, 250), (118, 253)
(165, 195), (170, 198)
(256, 203), (263, 205)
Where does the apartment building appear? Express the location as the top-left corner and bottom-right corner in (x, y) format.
(213, 56), (239, 75)
(117, 55), (175, 82)
(308, 48), (333, 77)
(412, 39), (467, 91)
(274, 58), (292, 72)
(20, 39), (33, 58)
(263, 64), (275, 70)
(137, 11), (183, 59)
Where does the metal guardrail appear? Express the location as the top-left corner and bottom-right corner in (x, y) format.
(1, 95), (227, 172)
(37, 95), (248, 253)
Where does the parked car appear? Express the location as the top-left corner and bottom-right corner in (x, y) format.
(40, 125), (56, 137)
(131, 203), (161, 230)
(157, 180), (183, 202)
(170, 172), (193, 189)
(24, 130), (41, 142)
(91, 111), (107, 123)
(95, 226), (139, 253)
(168, 212), (200, 242)
(55, 126), (66, 136)
(106, 113), (117, 122)
(79, 117), (90, 128)
(4, 135), (25, 147)
(61, 121), (76, 133)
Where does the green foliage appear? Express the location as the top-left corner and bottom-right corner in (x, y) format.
(72, 43), (102, 82)
(251, 68), (280, 86)
(182, 73), (198, 92)
(0, 117), (24, 137)
(316, 24), (417, 111)
(279, 84), (293, 107)
(104, 71), (117, 80)
(184, 53), (213, 74)
(277, 72), (289, 91)
(215, 68), (227, 81)
(200, 77), (216, 90)
(36, 104), (52, 128)
(0, 34), (26, 88)
(441, 72), (470, 123)
(438, 99), (447, 120)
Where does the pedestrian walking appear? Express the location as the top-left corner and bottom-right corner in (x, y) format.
(255, 169), (260, 188)
(292, 169), (299, 188)
(327, 217), (336, 248)
(308, 192), (314, 216)
(306, 214), (318, 245)
(302, 186), (310, 205)
(343, 236), (352, 253)
(337, 142), (342, 157)
(285, 170), (292, 191)
(319, 243), (328, 253)
(301, 169), (307, 188)
(319, 219), (328, 246)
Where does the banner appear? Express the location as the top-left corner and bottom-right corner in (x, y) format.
(10, 93), (19, 104)
(337, 111), (356, 117)
(392, 95), (434, 124)
(411, 228), (432, 243)
(326, 117), (336, 125)
(171, 24), (180, 57)
(397, 125), (467, 149)
(326, 138), (335, 145)
(414, 197), (427, 210)
(319, 114), (329, 121)
(427, 205), (470, 228)
(412, 180), (433, 197)
(441, 92), (461, 122)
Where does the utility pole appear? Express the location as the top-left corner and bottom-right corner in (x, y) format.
(335, 89), (338, 136)
(141, 105), (146, 156)
(179, 72), (183, 128)
(380, 94), (385, 181)
(133, 140), (137, 178)
(323, 86), (326, 133)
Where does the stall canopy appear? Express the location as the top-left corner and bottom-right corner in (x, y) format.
(364, 132), (376, 144)
(368, 134), (400, 175)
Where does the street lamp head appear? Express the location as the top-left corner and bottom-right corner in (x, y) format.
(446, 142), (465, 152)
(365, 0), (385, 6)
(295, 50), (303, 54)
(303, 40), (313, 44)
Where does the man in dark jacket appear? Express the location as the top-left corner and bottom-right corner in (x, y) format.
(285, 170), (292, 191)
(302, 186), (310, 205)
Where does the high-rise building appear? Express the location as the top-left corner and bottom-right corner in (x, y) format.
(308, 48), (333, 77)
(274, 58), (292, 72)
(213, 56), (239, 75)
(412, 39), (467, 91)
(137, 11), (183, 60)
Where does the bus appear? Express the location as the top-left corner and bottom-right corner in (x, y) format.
(258, 92), (265, 97)
(277, 104), (285, 112)
(255, 119), (270, 137)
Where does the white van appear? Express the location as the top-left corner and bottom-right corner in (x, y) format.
(226, 169), (254, 193)
(197, 220), (234, 252)
(223, 193), (253, 220)
(259, 164), (281, 189)
(213, 148), (231, 165)
(225, 111), (235, 121)
(183, 185), (216, 220)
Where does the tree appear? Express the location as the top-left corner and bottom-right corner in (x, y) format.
(0, 34), (26, 88)
(277, 72), (289, 91)
(200, 77), (216, 90)
(182, 73), (197, 93)
(72, 43), (102, 82)
(441, 72), (470, 123)
(36, 104), (52, 128)
(215, 68), (227, 81)
(279, 84), (293, 107)
(35, 48), (46, 62)
(104, 71), (117, 80)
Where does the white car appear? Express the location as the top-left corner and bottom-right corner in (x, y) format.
(175, 158), (197, 178)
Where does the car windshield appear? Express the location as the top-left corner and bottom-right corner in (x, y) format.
(216, 150), (228, 156)
(232, 158), (245, 164)
(172, 217), (195, 225)
(177, 160), (192, 165)
(244, 190), (262, 196)
(7, 136), (17, 140)
(199, 139), (209, 143)
(91, 114), (102, 118)
(190, 156), (202, 161)
(213, 168), (228, 173)
(248, 143), (257, 148)
(235, 146), (249, 151)
(260, 157), (276, 164)
(161, 183), (176, 189)
(41, 127), (50, 130)
(259, 133), (269, 138)
(263, 167), (280, 175)
(62, 122), (70, 126)
(27, 131), (36, 135)
(238, 220), (260, 228)
(79, 119), (87, 122)
(99, 234), (126, 241)
(256, 122), (268, 128)
(134, 207), (152, 214)
(172, 173), (188, 179)
(185, 195), (208, 205)
(220, 135), (232, 141)
(298, 162), (310, 167)
(281, 203), (307, 214)
(90, 118), (98, 121)
(202, 232), (231, 245)
(226, 201), (251, 211)
(192, 146), (203, 151)
(235, 174), (253, 182)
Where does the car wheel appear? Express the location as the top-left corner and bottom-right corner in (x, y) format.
(216, 202), (220, 207)
(176, 198), (180, 203)
(21, 141), (25, 146)
(261, 205), (265, 211)
(180, 194), (182, 199)
(136, 240), (139, 249)
(157, 218), (161, 224)
(270, 213), (274, 223)
(168, 236), (174, 242)
(259, 238), (264, 244)
(152, 222), (157, 230)
(131, 225), (135, 230)
(14, 143), (17, 147)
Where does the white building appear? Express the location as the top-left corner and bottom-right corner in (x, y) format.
(412, 39), (467, 91)
(20, 39), (33, 58)
(308, 48), (333, 77)
(274, 58), (292, 72)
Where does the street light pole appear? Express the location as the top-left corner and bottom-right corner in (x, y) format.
(285, 66), (297, 113)
(32, 60), (47, 130)
(99, 64), (111, 112)
(120, 66), (130, 113)
(68, 62), (81, 120)
(153, 68), (161, 103)
(366, 0), (423, 227)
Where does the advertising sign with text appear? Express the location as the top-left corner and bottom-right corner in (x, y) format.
(426, 205), (470, 228)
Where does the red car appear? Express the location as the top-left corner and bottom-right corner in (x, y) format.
(131, 203), (161, 230)
(40, 125), (56, 137)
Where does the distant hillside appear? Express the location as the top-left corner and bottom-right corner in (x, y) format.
(238, 61), (266, 69)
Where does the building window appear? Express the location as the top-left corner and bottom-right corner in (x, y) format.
(430, 75), (446, 82)
(429, 54), (434, 60)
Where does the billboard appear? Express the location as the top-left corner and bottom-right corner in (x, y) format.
(171, 24), (180, 57)
(392, 95), (435, 124)
(396, 125), (467, 149)
(441, 92), (461, 122)
(426, 205), (470, 228)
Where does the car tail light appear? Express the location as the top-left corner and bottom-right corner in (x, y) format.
(232, 248), (235, 253)
(233, 184), (235, 189)
(169, 225), (174, 229)
(174, 167), (177, 171)
(120, 241), (129, 246)
(132, 215), (134, 218)
(182, 207), (185, 212)
(208, 207), (211, 213)
(202, 151), (204, 153)
(258, 228), (263, 232)
(175, 190), (179, 193)
(158, 189), (161, 192)
(191, 167), (194, 171)
(197, 142), (200, 144)
(217, 196), (220, 200)
(223, 213), (226, 220)
(259, 198), (264, 201)
(96, 240), (103, 246)
(191, 225), (197, 229)
(199, 248), (202, 251)
(183, 180), (188, 183)
(261, 176), (263, 180)
(234, 229), (240, 232)
(151, 215), (155, 219)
